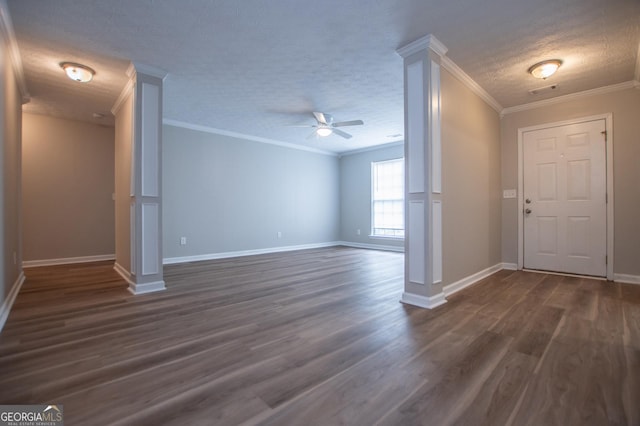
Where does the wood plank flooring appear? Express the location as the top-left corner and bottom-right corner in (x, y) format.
(1, 247), (639, 425)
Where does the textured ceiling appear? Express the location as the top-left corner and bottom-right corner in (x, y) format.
(7, 0), (640, 153)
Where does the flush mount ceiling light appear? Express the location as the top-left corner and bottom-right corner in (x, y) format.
(316, 127), (333, 137)
(60, 62), (95, 83)
(528, 59), (562, 79)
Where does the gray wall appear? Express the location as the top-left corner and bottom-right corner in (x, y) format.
(0, 30), (23, 306)
(162, 125), (340, 259)
(339, 143), (404, 249)
(22, 114), (115, 261)
(441, 69), (502, 286)
(114, 91), (133, 271)
(501, 87), (640, 275)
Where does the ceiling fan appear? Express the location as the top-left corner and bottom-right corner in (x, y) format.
(292, 112), (364, 139)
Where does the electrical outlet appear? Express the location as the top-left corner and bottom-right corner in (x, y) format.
(356, 229), (361, 235)
(277, 231), (282, 239)
(180, 237), (187, 245)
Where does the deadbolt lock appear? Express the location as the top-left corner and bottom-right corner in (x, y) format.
(525, 198), (532, 204)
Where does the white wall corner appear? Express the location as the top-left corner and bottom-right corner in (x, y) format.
(396, 34), (448, 58)
(0, 271), (25, 332)
(0, 0), (29, 102)
(128, 280), (166, 295)
(400, 291), (447, 309)
(614, 273), (640, 285)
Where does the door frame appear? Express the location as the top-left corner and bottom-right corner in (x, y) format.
(517, 113), (614, 280)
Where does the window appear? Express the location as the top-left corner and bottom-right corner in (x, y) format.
(371, 158), (404, 238)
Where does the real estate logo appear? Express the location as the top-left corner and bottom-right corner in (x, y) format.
(0, 405), (63, 426)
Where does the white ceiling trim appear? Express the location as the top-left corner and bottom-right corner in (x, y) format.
(339, 140), (404, 157)
(163, 119), (338, 157)
(111, 78), (134, 116)
(440, 56), (503, 113)
(501, 80), (639, 116)
(0, 0), (29, 103)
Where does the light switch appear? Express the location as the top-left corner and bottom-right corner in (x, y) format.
(503, 189), (517, 199)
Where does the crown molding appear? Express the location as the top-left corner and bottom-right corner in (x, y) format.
(397, 34), (448, 59)
(440, 56), (503, 113)
(339, 140), (403, 157)
(0, 0), (29, 103)
(501, 80), (639, 116)
(163, 118), (338, 157)
(110, 78), (134, 115)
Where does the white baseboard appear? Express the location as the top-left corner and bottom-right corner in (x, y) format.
(501, 262), (518, 271)
(614, 273), (640, 285)
(400, 291), (447, 309)
(0, 271), (25, 333)
(128, 280), (166, 295)
(443, 263), (505, 297)
(163, 241), (341, 265)
(337, 241), (404, 253)
(23, 254), (115, 268)
(113, 262), (134, 286)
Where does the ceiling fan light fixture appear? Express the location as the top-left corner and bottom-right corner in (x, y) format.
(60, 62), (95, 83)
(316, 127), (333, 137)
(528, 59), (562, 79)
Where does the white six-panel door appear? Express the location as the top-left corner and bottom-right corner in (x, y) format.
(523, 119), (607, 277)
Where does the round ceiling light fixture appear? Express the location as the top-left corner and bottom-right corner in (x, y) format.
(60, 62), (95, 83)
(528, 59), (562, 79)
(316, 127), (333, 137)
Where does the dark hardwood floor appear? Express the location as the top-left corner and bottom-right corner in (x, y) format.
(1, 247), (639, 425)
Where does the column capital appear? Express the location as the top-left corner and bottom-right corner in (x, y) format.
(126, 61), (168, 81)
(396, 34), (448, 59)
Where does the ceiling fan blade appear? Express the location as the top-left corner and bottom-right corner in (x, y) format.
(286, 125), (317, 128)
(313, 112), (328, 124)
(332, 120), (364, 127)
(332, 128), (352, 139)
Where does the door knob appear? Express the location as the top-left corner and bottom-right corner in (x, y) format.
(525, 208), (532, 214)
(525, 198), (532, 204)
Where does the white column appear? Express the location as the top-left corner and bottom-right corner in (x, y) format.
(397, 35), (447, 309)
(114, 62), (166, 295)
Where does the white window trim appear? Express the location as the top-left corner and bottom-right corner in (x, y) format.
(371, 158), (405, 240)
